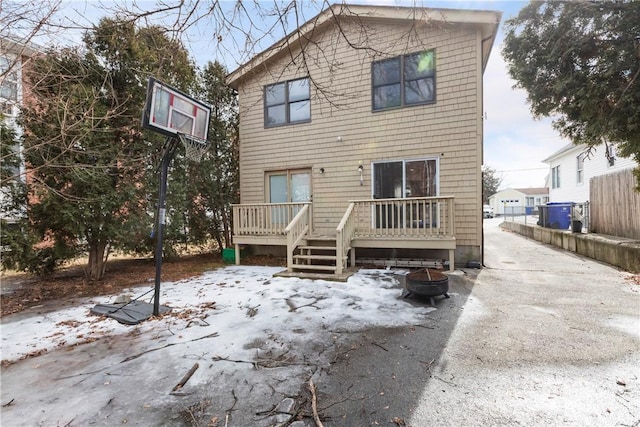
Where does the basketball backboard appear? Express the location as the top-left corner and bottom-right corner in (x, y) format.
(142, 77), (211, 142)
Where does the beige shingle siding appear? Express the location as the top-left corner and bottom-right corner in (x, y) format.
(236, 19), (483, 245)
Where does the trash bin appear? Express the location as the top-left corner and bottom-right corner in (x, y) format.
(571, 203), (584, 233)
(537, 205), (548, 227)
(546, 202), (571, 230)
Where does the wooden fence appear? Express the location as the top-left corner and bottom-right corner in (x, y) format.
(589, 169), (640, 239)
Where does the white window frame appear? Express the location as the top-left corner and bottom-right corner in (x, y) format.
(552, 165), (561, 189)
(576, 153), (585, 184)
(0, 54), (20, 117)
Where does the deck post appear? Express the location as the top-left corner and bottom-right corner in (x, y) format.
(448, 249), (455, 271)
(350, 247), (356, 268)
(235, 243), (240, 265)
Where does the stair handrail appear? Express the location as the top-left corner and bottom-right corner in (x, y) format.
(335, 202), (356, 274)
(285, 204), (310, 272)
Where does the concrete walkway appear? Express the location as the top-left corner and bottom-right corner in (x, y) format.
(406, 218), (640, 425)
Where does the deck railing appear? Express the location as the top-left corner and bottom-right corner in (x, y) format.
(349, 196), (455, 238)
(285, 204), (310, 271)
(335, 202), (356, 274)
(233, 202), (312, 236)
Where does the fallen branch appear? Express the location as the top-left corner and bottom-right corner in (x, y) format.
(122, 332), (218, 363)
(286, 297), (326, 312)
(308, 378), (324, 427)
(172, 363), (199, 392)
(419, 358), (436, 371)
(371, 342), (388, 352)
(212, 355), (259, 369)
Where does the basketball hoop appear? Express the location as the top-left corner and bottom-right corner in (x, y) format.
(178, 133), (208, 162)
(141, 77), (213, 316)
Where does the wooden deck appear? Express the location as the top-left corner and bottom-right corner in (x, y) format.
(232, 196), (456, 275)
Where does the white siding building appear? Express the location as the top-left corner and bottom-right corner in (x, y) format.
(488, 187), (549, 216)
(543, 143), (637, 203)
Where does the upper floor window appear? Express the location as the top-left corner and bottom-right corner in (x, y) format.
(0, 55), (19, 106)
(552, 165), (560, 189)
(576, 153), (585, 184)
(372, 50), (435, 111)
(264, 77), (310, 127)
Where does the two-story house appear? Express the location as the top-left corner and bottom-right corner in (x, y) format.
(543, 143), (637, 203)
(227, 4), (501, 276)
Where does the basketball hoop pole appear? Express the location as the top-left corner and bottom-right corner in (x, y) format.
(153, 136), (179, 316)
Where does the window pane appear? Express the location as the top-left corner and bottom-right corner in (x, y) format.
(291, 172), (311, 202)
(265, 83), (285, 106)
(289, 100), (310, 122)
(0, 56), (10, 73)
(373, 58), (400, 86)
(373, 84), (401, 110)
(1, 82), (17, 100)
(288, 78), (309, 102)
(269, 175), (288, 203)
(266, 105), (286, 125)
(406, 160), (437, 197)
(405, 78), (434, 104)
(404, 51), (435, 80)
(373, 162), (403, 199)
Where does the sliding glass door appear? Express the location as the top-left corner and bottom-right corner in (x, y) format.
(372, 159), (438, 228)
(266, 169), (311, 224)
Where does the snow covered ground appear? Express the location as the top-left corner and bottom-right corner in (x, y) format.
(1, 266), (436, 364)
(0, 265), (440, 426)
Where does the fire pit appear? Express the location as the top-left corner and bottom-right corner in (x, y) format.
(404, 268), (449, 302)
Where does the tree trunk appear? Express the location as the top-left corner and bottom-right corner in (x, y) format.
(86, 241), (109, 281)
(221, 207), (231, 249)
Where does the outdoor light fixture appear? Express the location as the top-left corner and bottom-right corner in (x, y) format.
(358, 164), (364, 185)
(319, 167), (325, 173)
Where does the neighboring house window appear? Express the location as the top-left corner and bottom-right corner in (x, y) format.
(372, 50), (435, 111)
(526, 197), (535, 207)
(552, 165), (560, 189)
(576, 153), (585, 184)
(543, 196), (549, 204)
(264, 77), (310, 127)
(0, 55), (19, 116)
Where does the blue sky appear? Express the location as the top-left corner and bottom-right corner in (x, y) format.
(43, 0), (567, 189)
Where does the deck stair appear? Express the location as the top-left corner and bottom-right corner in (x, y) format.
(291, 235), (347, 274)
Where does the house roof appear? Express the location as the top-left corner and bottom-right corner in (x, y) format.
(514, 187), (549, 195)
(0, 35), (42, 58)
(542, 143), (587, 163)
(227, 3), (501, 88)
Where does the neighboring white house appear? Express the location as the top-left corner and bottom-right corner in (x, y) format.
(1, 37), (39, 223)
(543, 143), (637, 203)
(488, 187), (549, 216)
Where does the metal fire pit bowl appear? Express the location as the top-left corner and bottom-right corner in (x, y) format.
(404, 268), (450, 303)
